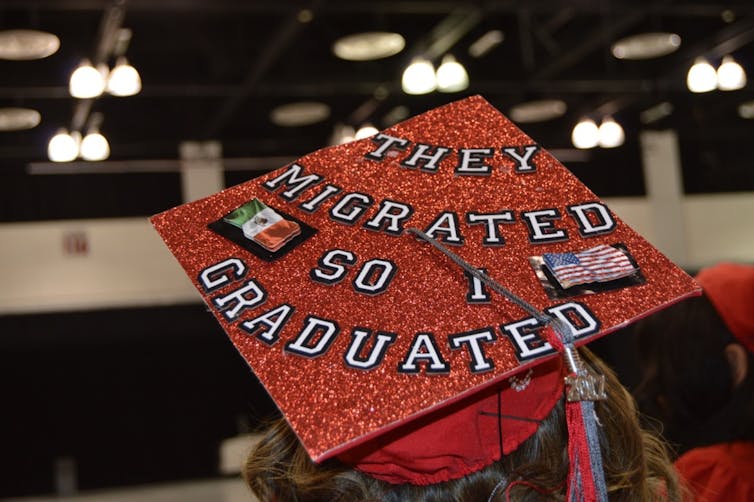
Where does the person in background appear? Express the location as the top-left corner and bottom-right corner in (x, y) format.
(244, 347), (680, 501)
(634, 262), (754, 501)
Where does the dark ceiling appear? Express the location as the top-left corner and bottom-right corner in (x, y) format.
(1, 0), (754, 224)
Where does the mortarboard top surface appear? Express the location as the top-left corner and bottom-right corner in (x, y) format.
(152, 95), (700, 462)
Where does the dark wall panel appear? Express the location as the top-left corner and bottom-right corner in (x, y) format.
(0, 305), (277, 497)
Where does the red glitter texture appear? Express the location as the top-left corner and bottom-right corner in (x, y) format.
(151, 96), (700, 461)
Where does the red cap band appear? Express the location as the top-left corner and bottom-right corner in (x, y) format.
(339, 357), (564, 485)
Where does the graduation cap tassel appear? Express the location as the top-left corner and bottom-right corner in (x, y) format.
(563, 392), (607, 502)
(547, 321), (608, 502)
(408, 228), (607, 501)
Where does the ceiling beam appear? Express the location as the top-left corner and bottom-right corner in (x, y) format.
(201, 3), (317, 138)
(3, 0), (752, 16)
(587, 15), (754, 118)
(344, 6), (482, 125)
(529, 3), (656, 81)
(7, 76), (741, 101)
(26, 156), (296, 174)
(69, 0), (126, 132)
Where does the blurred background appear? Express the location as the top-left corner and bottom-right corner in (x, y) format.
(1, 0), (753, 500)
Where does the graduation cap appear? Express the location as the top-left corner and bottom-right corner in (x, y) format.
(152, 96), (700, 499)
(695, 262), (754, 354)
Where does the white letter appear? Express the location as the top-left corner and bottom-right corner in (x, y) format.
(240, 304), (294, 345)
(399, 333), (449, 373)
(567, 202), (616, 236)
(330, 192), (373, 224)
(213, 279), (267, 320)
(465, 268), (490, 304)
(344, 328), (397, 370)
(466, 212), (515, 246)
(310, 249), (356, 285)
(546, 302), (599, 339)
(449, 329), (496, 372)
(364, 133), (410, 160)
(199, 258), (246, 292)
(299, 184), (341, 213)
(502, 145), (539, 172)
(424, 211), (463, 245)
(285, 316), (339, 358)
(455, 148), (494, 176)
(401, 143), (451, 172)
(501, 318), (552, 360)
(521, 209), (567, 243)
(363, 200), (413, 235)
(352, 259), (396, 295)
(262, 163), (322, 200)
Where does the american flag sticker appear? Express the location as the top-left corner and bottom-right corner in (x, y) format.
(530, 243), (645, 299)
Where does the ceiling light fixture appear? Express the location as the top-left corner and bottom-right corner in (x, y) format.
(54, 28), (139, 161)
(716, 55), (747, 91)
(435, 54), (469, 93)
(332, 32), (405, 61)
(686, 57), (718, 93)
(329, 124), (356, 145)
(48, 113), (111, 162)
(0, 107), (41, 131)
(382, 105), (410, 127)
(639, 102), (674, 124)
(509, 100), (567, 123)
(270, 102), (331, 127)
(338, 125), (356, 144)
(468, 30), (504, 58)
(597, 117), (625, 148)
(69, 60), (108, 99)
(80, 130), (110, 161)
(401, 58), (437, 95)
(0, 29), (60, 60)
(571, 119), (599, 149)
(107, 57), (142, 96)
(297, 9), (314, 24)
(611, 32), (681, 60)
(355, 124), (379, 140)
(47, 129), (80, 162)
(738, 100), (754, 119)
(721, 9), (736, 23)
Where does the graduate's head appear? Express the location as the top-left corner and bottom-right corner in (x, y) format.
(696, 263), (754, 358)
(244, 347), (680, 501)
(635, 263), (754, 451)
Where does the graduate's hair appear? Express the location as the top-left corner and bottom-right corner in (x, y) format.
(244, 348), (680, 501)
(634, 294), (754, 455)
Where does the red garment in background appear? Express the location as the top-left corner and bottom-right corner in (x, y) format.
(675, 441), (754, 501)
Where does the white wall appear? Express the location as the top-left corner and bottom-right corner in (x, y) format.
(0, 218), (199, 314)
(0, 194), (752, 314)
(606, 193), (754, 269)
(683, 193), (754, 267)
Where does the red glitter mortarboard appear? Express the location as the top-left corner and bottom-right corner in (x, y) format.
(152, 96), (700, 491)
